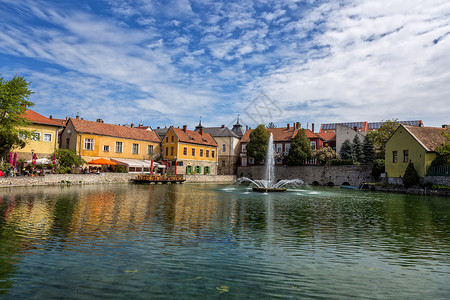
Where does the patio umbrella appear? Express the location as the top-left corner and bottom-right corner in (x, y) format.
(174, 160), (177, 175)
(150, 160), (154, 174)
(52, 154), (56, 165)
(87, 158), (117, 165)
(32, 153), (37, 165)
(13, 153), (17, 168)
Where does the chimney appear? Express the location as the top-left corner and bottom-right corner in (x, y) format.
(287, 123), (290, 129)
(443, 125), (448, 129)
(183, 125), (187, 133)
(49, 115), (52, 119)
(81, 118), (84, 120)
(199, 128), (204, 136)
(157, 126), (160, 129)
(221, 124), (225, 128)
(76, 115), (79, 119)
(312, 123), (315, 132)
(131, 123), (134, 128)
(246, 125), (249, 131)
(65, 117), (68, 121)
(296, 122), (300, 129)
(353, 126), (358, 132)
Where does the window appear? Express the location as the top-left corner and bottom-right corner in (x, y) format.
(249, 158), (255, 164)
(183, 147), (187, 156)
(222, 144), (226, 152)
(195, 166), (201, 173)
(186, 166), (193, 174)
(204, 166), (210, 174)
(206, 150), (209, 158)
(171, 136), (174, 142)
(285, 143), (291, 154)
(165, 147), (169, 156)
(212, 151), (215, 158)
(200, 149), (204, 157)
(132, 143), (139, 154)
(32, 132), (41, 141)
(103, 145), (110, 152)
(147, 145), (154, 155)
(242, 144), (246, 152)
(310, 141), (316, 150)
(170, 146), (174, 156)
(84, 138), (94, 150)
(115, 142), (123, 153)
(393, 151), (398, 163)
(43, 133), (52, 142)
(222, 160), (226, 167)
(192, 148), (195, 156)
(166, 137), (169, 142)
(276, 143), (283, 153)
(403, 150), (409, 163)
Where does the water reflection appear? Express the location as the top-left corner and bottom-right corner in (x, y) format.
(0, 184), (449, 298)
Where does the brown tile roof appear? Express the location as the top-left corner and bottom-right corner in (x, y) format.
(172, 127), (217, 147)
(317, 131), (336, 142)
(24, 110), (62, 126)
(70, 118), (161, 142)
(241, 127), (320, 143)
(403, 125), (450, 152)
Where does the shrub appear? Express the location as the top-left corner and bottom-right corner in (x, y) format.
(371, 159), (385, 181)
(403, 161), (420, 188)
(56, 166), (71, 174)
(115, 165), (128, 173)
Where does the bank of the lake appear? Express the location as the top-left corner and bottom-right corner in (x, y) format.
(0, 173), (236, 188)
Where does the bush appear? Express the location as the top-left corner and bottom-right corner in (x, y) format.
(328, 159), (354, 166)
(403, 161), (420, 188)
(371, 159), (385, 181)
(56, 166), (71, 174)
(432, 184), (450, 190)
(115, 165), (128, 173)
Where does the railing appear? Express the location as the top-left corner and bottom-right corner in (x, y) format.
(427, 165), (450, 176)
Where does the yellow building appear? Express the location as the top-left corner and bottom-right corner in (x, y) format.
(162, 125), (218, 175)
(61, 117), (161, 170)
(14, 110), (61, 160)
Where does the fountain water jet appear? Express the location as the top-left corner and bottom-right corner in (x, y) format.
(238, 133), (307, 192)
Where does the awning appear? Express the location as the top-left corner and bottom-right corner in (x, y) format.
(26, 158), (52, 165)
(87, 158), (117, 165)
(110, 158), (166, 168)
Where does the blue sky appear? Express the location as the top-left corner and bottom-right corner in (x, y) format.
(1, 0), (449, 130)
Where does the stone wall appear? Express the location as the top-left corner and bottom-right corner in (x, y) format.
(0, 173), (135, 188)
(237, 165), (373, 186)
(423, 176), (450, 186)
(185, 174), (236, 183)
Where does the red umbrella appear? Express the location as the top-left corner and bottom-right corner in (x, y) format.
(32, 153), (37, 165)
(150, 160), (154, 174)
(13, 153), (17, 168)
(9, 152), (13, 165)
(52, 154), (56, 165)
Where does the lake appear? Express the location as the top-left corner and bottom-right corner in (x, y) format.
(0, 183), (449, 299)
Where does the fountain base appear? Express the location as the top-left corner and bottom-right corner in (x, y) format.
(252, 187), (287, 193)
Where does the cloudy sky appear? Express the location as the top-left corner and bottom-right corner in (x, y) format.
(1, 0), (449, 130)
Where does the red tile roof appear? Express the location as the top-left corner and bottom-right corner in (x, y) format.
(317, 131), (336, 142)
(70, 118), (161, 142)
(24, 110), (62, 126)
(241, 127), (320, 143)
(172, 127), (217, 147)
(403, 125), (450, 152)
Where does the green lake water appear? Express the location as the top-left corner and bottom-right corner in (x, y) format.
(0, 183), (449, 299)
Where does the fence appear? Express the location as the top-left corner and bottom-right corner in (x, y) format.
(427, 165), (450, 176)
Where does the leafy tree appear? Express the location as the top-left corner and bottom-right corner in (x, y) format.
(432, 130), (450, 166)
(403, 161), (420, 187)
(312, 146), (336, 165)
(52, 149), (85, 172)
(362, 135), (375, 164)
(287, 129), (312, 165)
(0, 75), (34, 161)
(246, 124), (269, 163)
(352, 135), (364, 163)
(339, 139), (353, 160)
(367, 119), (400, 158)
(371, 159), (385, 181)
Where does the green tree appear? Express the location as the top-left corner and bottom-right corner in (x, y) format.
(339, 139), (353, 160)
(432, 130), (450, 166)
(287, 129), (312, 165)
(367, 119), (400, 158)
(0, 75), (34, 161)
(246, 124), (269, 163)
(371, 159), (385, 181)
(362, 135), (375, 164)
(403, 161), (420, 187)
(267, 122), (277, 128)
(352, 135), (364, 163)
(312, 146), (336, 165)
(52, 149), (85, 173)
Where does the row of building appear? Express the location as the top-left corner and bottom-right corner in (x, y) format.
(14, 109), (449, 183)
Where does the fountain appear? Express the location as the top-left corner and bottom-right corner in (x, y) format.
(238, 133), (307, 192)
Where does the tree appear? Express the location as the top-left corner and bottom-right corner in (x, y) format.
(246, 124), (269, 163)
(362, 135), (375, 164)
(52, 149), (85, 173)
(287, 129), (312, 165)
(403, 161), (420, 187)
(432, 130), (450, 166)
(267, 122), (277, 128)
(312, 146), (336, 165)
(371, 159), (385, 181)
(367, 119), (400, 158)
(339, 139), (353, 160)
(0, 75), (34, 161)
(352, 135), (364, 163)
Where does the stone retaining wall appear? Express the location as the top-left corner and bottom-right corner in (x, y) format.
(423, 176), (450, 186)
(185, 175), (236, 183)
(237, 165), (373, 186)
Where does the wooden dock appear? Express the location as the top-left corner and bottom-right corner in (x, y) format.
(132, 174), (186, 184)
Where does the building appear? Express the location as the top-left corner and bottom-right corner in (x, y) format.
(161, 125), (218, 175)
(335, 124), (366, 157)
(194, 124), (241, 175)
(385, 124), (450, 184)
(60, 117), (161, 171)
(319, 120), (424, 133)
(14, 110), (62, 160)
(240, 123), (322, 166)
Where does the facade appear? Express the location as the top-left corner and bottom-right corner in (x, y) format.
(161, 126), (218, 175)
(335, 124), (366, 157)
(385, 124), (450, 184)
(195, 124), (241, 175)
(14, 110), (61, 160)
(60, 117), (161, 165)
(240, 123), (323, 166)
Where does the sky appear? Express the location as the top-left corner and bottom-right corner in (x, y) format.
(1, 0), (449, 130)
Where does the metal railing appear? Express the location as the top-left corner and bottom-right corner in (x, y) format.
(427, 165), (450, 176)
